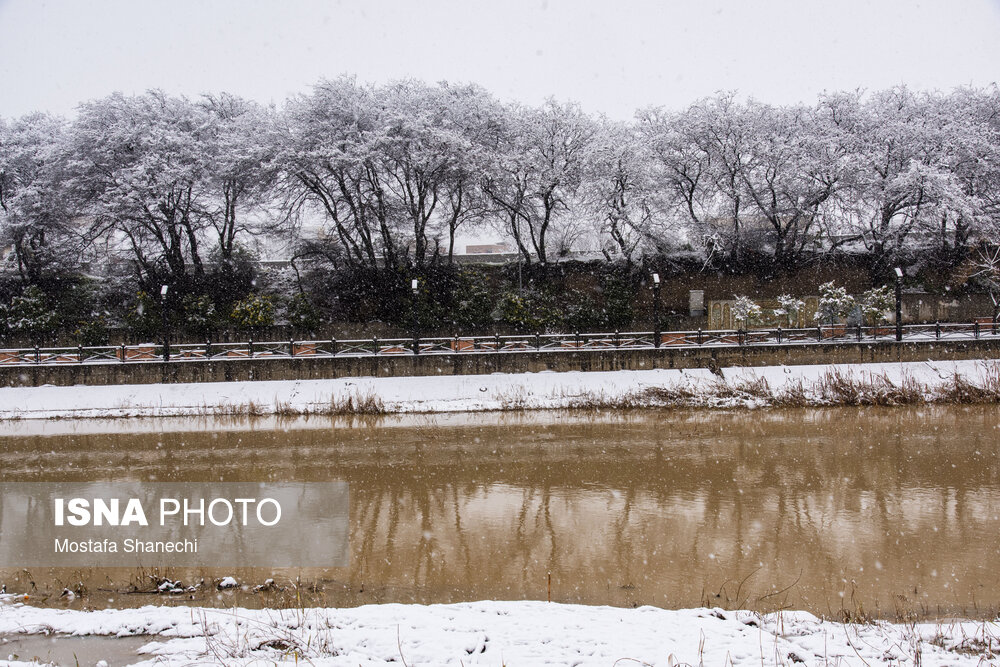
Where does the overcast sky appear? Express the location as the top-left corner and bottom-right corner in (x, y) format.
(1, 0), (999, 119)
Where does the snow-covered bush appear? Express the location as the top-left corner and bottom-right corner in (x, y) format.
(230, 295), (275, 334)
(732, 295), (763, 328)
(183, 295), (218, 338)
(814, 281), (854, 325)
(1, 286), (60, 344)
(858, 286), (894, 326)
(773, 294), (805, 327)
(286, 293), (322, 335)
(73, 314), (110, 346)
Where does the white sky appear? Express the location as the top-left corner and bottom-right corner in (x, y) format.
(1, 0), (999, 120)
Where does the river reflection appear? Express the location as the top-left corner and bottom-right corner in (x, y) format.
(1, 406), (998, 618)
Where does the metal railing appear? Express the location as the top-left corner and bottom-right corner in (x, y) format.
(1, 321), (997, 367)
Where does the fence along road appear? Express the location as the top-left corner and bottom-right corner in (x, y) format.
(1, 321), (998, 367)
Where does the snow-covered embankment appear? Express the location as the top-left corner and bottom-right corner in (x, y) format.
(0, 359), (998, 420)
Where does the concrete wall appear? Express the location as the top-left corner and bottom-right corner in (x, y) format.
(1, 339), (998, 388)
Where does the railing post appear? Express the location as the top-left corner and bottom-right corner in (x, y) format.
(120, 343), (126, 363)
(248, 339), (254, 358)
(454, 333), (460, 354)
(935, 321), (941, 340)
(974, 321), (980, 339)
(535, 332), (541, 350)
(289, 339), (295, 357)
(697, 328), (703, 345)
(575, 330), (581, 348)
(77, 344), (84, 363)
(856, 324), (862, 342)
(34, 346), (40, 364)
(205, 340), (211, 359)
(372, 337), (378, 356)
(777, 326), (783, 344)
(614, 330), (620, 348)
(738, 328), (744, 346)
(331, 338), (338, 356)
(494, 332), (501, 352)
(816, 326), (822, 341)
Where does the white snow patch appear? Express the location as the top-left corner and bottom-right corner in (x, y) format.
(0, 598), (995, 665)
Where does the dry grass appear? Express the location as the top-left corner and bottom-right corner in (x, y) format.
(199, 391), (386, 418)
(772, 379), (810, 407)
(815, 370), (927, 407)
(640, 385), (701, 405)
(937, 368), (1000, 403)
(559, 364), (999, 412)
(497, 388), (530, 411)
(210, 400), (266, 417)
(328, 390), (385, 415)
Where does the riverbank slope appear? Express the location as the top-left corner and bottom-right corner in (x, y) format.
(0, 359), (998, 419)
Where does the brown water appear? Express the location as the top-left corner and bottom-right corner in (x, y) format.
(1, 406), (999, 619)
(0, 634), (150, 667)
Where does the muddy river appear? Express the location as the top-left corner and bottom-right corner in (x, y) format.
(1, 405), (998, 619)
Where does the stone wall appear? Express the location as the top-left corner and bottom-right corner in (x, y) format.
(1, 338), (998, 388)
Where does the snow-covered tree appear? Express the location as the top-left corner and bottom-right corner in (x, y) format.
(481, 99), (595, 265)
(372, 80), (493, 267)
(281, 77), (501, 271)
(732, 295), (763, 328)
(823, 88), (978, 271)
(1, 285), (59, 343)
(943, 86), (1000, 252)
(639, 96), (752, 263)
(971, 245), (1000, 323)
(64, 91), (213, 291)
(773, 294), (806, 327)
(737, 102), (842, 268)
(814, 281), (855, 325)
(582, 120), (656, 264)
(280, 77), (390, 271)
(199, 93), (280, 266)
(0, 113), (78, 285)
(858, 285), (894, 326)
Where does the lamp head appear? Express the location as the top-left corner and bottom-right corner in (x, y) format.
(894, 267), (904, 279)
(160, 284), (169, 298)
(652, 273), (660, 285)
(411, 279), (419, 291)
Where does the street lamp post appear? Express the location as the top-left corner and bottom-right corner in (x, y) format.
(160, 284), (170, 362)
(652, 273), (661, 349)
(411, 278), (420, 355)
(894, 267), (903, 342)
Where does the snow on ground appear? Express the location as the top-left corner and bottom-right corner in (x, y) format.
(0, 596), (997, 666)
(0, 359), (997, 420)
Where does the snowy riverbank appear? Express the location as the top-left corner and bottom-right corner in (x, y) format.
(0, 359), (998, 420)
(1, 597), (997, 666)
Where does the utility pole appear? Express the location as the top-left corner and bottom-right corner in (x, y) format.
(894, 267), (903, 342)
(160, 284), (170, 362)
(652, 273), (661, 349)
(411, 278), (420, 355)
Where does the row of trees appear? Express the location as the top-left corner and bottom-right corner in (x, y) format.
(2, 78), (1000, 342)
